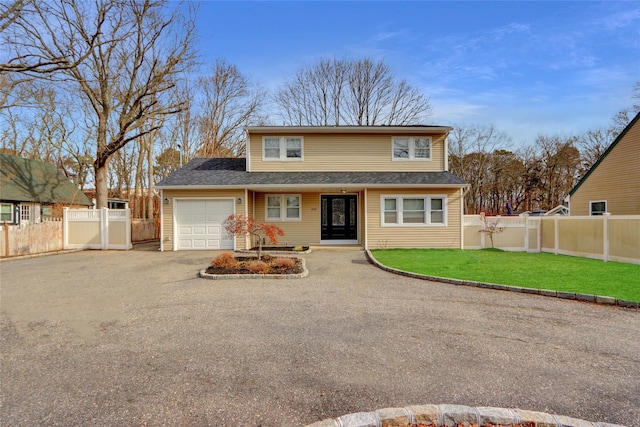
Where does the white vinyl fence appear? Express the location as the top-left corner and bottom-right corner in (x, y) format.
(463, 214), (640, 264)
(64, 208), (132, 250)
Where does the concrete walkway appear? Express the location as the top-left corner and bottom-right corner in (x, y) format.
(1, 247), (638, 426)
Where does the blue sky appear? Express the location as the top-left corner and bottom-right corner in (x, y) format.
(192, 1), (640, 146)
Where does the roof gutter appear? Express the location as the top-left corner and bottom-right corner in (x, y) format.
(157, 183), (469, 190)
(245, 125), (453, 134)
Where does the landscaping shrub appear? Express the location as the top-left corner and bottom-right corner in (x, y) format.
(212, 251), (239, 269)
(247, 260), (271, 274)
(272, 257), (295, 270)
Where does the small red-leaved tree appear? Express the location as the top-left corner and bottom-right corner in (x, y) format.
(223, 214), (285, 259)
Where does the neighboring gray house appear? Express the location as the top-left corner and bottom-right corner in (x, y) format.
(0, 153), (93, 224)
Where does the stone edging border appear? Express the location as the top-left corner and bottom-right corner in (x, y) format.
(364, 250), (639, 310)
(198, 257), (308, 280)
(304, 403), (625, 427)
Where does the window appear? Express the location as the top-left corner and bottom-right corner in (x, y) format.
(1, 203), (13, 223)
(20, 204), (30, 221)
(381, 195), (446, 226)
(263, 136), (303, 160)
(42, 206), (53, 220)
(265, 194), (301, 221)
(590, 201), (607, 216)
(392, 137), (431, 160)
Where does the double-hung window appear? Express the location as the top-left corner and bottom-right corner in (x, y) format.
(1, 203), (13, 223)
(266, 195), (301, 221)
(589, 201), (607, 216)
(263, 137), (303, 160)
(392, 137), (431, 160)
(381, 195), (446, 226)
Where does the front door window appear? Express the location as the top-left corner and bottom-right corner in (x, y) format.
(321, 195), (357, 240)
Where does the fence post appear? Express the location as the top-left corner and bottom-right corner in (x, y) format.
(603, 212), (610, 263)
(101, 207), (109, 250)
(554, 216), (559, 255)
(126, 208), (132, 249)
(524, 214), (530, 252)
(3, 221), (9, 257)
(63, 207), (69, 250)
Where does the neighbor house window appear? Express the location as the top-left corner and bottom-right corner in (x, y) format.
(263, 137), (303, 160)
(392, 137), (431, 160)
(590, 201), (607, 216)
(1, 203), (13, 223)
(20, 204), (30, 221)
(381, 195), (446, 226)
(265, 194), (301, 221)
(42, 206), (53, 220)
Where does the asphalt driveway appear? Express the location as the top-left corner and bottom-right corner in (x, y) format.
(1, 245), (638, 426)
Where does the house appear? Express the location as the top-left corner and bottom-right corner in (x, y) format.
(0, 153), (93, 224)
(568, 112), (640, 215)
(156, 126), (468, 251)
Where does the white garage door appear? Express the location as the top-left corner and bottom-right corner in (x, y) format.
(176, 199), (234, 250)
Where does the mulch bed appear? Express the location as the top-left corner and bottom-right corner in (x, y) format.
(249, 246), (310, 252)
(205, 256), (304, 275)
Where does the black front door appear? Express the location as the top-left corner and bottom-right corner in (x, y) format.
(321, 195), (357, 240)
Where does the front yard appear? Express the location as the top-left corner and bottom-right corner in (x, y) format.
(370, 248), (640, 302)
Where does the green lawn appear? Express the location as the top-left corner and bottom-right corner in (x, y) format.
(370, 249), (640, 302)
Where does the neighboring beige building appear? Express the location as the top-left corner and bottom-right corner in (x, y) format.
(157, 126), (468, 251)
(569, 112), (640, 216)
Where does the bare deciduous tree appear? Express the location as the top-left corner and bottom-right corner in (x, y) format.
(448, 124), (511, 213)
(275, 58), (348, 126)
(2, 0), (196, 208)
(275, 57), (431, 126)
(195, 60), (265, 157)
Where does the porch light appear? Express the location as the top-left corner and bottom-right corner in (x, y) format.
(164, 198), (170, 204)
(237, 197), (243, 204)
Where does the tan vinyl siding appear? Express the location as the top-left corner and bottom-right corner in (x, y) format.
(161, 189), (246, 251)
(254, 192), (322, 246)
(249, 132), (446, 172)
(570, 119), (640, 215)
(366, 188), (462, 249)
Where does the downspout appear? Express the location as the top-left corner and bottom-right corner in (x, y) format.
(363, 188), (368, 250)
(460, 187), (465, 249)
(159, 189), (164, 252)
(245, 188), (249, 250)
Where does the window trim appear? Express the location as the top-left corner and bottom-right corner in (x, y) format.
(264, 194), (302, 222)
(392, 136), (432, 161)
(20, 204), (31, 222)
(1, 203), (14, 223)
(589, 200), (607, 216)
(380, 195), (447, 227)
(262, 136), (304, 161)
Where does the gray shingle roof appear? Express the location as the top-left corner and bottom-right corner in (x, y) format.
(0, 154), (93, 205)
(156, 158), (467, 187)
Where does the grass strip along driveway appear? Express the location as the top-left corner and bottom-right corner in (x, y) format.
(370, 248), (640, 302)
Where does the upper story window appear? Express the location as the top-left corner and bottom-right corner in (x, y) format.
(263, 137), (303, 161)
(381, 195), (446, 226)
(266, 194), (302, 221)
(392, 137), (431, 160)
(590, 200), (607, 216)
